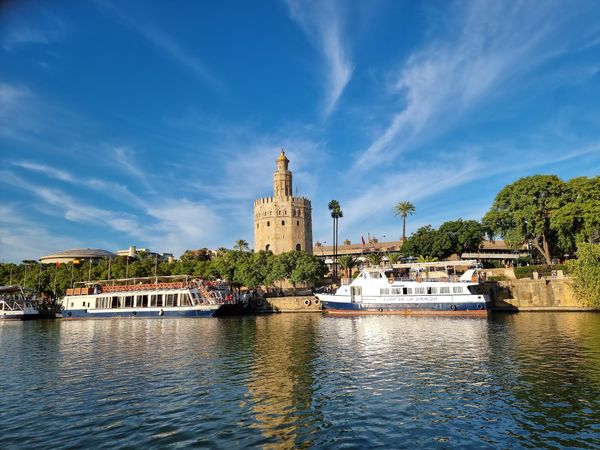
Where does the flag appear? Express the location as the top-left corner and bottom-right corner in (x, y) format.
(361, 235), (366, 246)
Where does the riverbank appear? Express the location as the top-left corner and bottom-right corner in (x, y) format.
(485, 278), (599, 311)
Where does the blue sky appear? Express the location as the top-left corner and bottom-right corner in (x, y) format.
(1, 0), (599, 262)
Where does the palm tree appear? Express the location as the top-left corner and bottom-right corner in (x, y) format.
(328, 200), (343, 279)
(393, 201), (416, 242)
(386, 252), (402, 267)
(233, 239), (250, 253)
(366, 253), (382, 267)
(337, 255), (357, 279)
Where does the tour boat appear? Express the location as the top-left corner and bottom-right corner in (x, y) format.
(316, 267), (490, 315)
(0, 286), (40, 320)
(61, 276), (237, 319)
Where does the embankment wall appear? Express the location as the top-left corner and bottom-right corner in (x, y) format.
(485, 278), (597, 311)
(251, 296), (321, 313)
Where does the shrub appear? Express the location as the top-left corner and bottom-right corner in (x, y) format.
(566, 243), (600, 307)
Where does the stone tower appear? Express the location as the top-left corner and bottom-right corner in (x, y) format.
(254, 150), (313, 254)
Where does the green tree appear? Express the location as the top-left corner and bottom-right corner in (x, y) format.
(386, 252), (402, 266)
(328, 200), (343, 279)
(289, 251), (327, 290)
(393, 201), (416, 241)
(233, 239), (251, 253)
(401, 225), (441, 259)
(566, 243), (600, 307)
(366, 253), (382, 267)
(436, 219), (486, 258)
(483, 175), (566, 265)
(551, 176), (600, 254)
(337, 254), (357, 278)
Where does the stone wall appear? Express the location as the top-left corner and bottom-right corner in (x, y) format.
(248, 295), (322, 313)
(485, 278), (597, 311)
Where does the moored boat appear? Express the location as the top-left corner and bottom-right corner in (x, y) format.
(60, 276), (238, 319)
(316, 267), (490, 315)
(0, 286), (40, 320)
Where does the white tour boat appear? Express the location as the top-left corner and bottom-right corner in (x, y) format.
(61, 276), (238, 319)
(316, 267), (490, 315)
(0, 286), (40, 320)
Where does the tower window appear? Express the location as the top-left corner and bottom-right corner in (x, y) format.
(296, 221), (299, 226)
(257, 224), (259, 229)
(296, 244), (301, 251)
(281, 220), (285, 226)
(267, 221), (270, 226)
(265, 244), (270, 251)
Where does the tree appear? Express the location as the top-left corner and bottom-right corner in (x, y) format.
(401, 225), (441, 259)
(328, 200), (343, 279)
(337, 255), (357, 278)
(393, 201), (416, 241)
(566, 243), (600, 307)
(366, 253), (382, 267)
(436, 219), (486, 258)
(233, 239), (250, 253)
(483, 175), (566, 265)
(289, 251), (327, 290)
(386, 252), (402, 266)
(551, 176), (600, 254)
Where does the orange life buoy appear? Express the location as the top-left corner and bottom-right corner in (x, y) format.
(388, 277), (394, 284)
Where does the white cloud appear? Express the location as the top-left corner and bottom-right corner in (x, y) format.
(354, 1), (582, 171)
(285, 0), (353, 118)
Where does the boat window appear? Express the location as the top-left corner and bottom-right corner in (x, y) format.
(179, 293), (191, 306)
(415, 287), (426, 295)
(453, 286), (463, 294)
(112, 296), (120, 308)
(406, 288), (413, 295)
(380, 288), (390, 295)
(467, 285), (482, 295)
(137, 295), (149, 307)
(371, 272), (382, 279)
(392, 288), (402, 295)
(440, 287), (450, 294)
(165, 294), (177, 307)
(150, 294), (163, 307)
(124, 296), (134, 307)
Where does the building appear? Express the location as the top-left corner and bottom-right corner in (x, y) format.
(115, 245), (174, 262)
(313, 238), (529, 269)
(40, 248), (117, 264)
(254, 150), (313, 254)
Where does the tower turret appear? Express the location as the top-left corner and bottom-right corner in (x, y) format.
(273, 150), (292, 198)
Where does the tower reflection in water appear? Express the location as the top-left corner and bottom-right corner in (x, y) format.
(245, 313), (322, 448)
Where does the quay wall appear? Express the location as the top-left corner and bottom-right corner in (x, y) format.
(485, 278), (598, 311)
(250, 296), (322, 313)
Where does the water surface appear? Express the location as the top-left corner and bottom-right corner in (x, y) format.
(1, 313), (599, 449)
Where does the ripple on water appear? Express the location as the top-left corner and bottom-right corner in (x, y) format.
(0, 313), (599, 448)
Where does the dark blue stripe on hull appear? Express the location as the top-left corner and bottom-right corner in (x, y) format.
(321, 301), (489, 312)
(62, 308), (218, 319)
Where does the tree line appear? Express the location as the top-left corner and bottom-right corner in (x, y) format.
(0, 248), (326, 299)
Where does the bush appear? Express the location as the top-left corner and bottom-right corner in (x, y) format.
(566, 243), (600, 307)
(513, 264), (570, 279)
(487, 275), (506, 281)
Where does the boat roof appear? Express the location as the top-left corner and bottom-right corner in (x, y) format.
(0, 285), (33, 293)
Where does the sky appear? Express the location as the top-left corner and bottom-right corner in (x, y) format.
(1, 0), (600, 262)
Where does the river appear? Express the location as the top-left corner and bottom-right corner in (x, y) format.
(1, 313), (599, 449)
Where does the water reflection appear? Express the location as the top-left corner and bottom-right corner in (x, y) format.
(0, 313), (599, 449)
(245, 314), (321, 448)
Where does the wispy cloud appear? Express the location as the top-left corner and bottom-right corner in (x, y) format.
(94, 0), (221, 90)
(1, 8), (66, 51)
(353, 1), (586, 171)
(285, 0), (353, 118)
(12, 160), (148, 209)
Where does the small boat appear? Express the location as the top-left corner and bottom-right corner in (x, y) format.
(0, 285), (40, 320)
(60, 276), (238, 319)
(316, 267), (490, 315)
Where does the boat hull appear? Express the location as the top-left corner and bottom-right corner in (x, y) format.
(61, 306), (223, 319)
(1, 312), (40, 320)
(318, 296), (490, 316)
